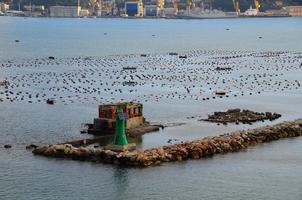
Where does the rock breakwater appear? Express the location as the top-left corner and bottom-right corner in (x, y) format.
(33, 119), (302, 167)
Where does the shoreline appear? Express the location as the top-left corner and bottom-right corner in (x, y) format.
(0, 15), (293, 20)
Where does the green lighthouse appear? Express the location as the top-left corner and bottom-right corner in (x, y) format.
(106, 104), (136, 152)
(113, 105), (128, 145)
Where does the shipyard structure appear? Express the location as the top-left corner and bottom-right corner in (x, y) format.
(47, 0), (300, 18)
(40, 0), (302, 18)
(1, 0), (302, 18)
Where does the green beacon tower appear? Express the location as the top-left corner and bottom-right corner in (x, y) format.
(113, 105), (128, 146)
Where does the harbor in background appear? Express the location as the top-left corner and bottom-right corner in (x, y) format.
(0, 16), (302, 200)
(1, 0), (301, 18)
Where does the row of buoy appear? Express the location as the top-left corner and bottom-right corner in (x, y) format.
(0, 50), (301, 105)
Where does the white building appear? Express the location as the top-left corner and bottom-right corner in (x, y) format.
(50, 6), (81, 17)
(79, 9), (89, 17)
(24, 5), (45, 11)
(164, 8), (175, 16)
(284, 6), (302, 16)
(0, 2), (9, 12)
(244, 6), (258, 16)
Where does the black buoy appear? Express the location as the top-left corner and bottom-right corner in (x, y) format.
(4, 144), (12, 149)
(46, 99), (54, 105)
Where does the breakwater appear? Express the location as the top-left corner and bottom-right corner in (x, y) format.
(33, 119), (302, 167)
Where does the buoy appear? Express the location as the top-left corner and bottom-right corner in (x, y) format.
(46, 99), (54, 105)
(215, 91), (226, 96)
(4, 144), (12, 149)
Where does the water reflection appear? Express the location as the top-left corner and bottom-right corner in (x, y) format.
(1, 17), (302, 200)
(112, 167), (129, 200)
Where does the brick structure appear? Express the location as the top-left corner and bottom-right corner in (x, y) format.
(91, 102), (144, 134)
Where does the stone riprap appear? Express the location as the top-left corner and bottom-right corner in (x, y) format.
(203, 109), (281, 124)
(33, 119), (302, 167)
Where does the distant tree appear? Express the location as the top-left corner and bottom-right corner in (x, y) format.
(211, 0), (297, 12)
(286, 0), (302, 5)
(212, 0), (234, 11)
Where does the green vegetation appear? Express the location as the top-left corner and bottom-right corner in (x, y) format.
(213, 0), (302, 12)
(10, 0), (90, 10)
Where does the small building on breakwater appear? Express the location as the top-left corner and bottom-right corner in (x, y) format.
(87, 102), (159, 136)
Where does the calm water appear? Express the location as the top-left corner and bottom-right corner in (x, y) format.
(0, 16), (302, 200)
(1, 16), (302, 59)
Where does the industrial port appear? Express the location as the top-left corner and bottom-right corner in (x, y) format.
(1, 0), (302, 18)
(1, 3), (302, 198)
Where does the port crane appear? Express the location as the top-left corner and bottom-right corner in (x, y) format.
(168, 0), (193, 16)
(232, 0), (240, 14)
(232, 0), (261, 14)
(138, 0), (144, 16)
(172, 0), (178, 15)
(186, 0), (192, 15)
(157, 0), (165, 16)
(89, 0), (100, 14)
(254, 0), (261, 11)
(154, 0), (260, 17)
